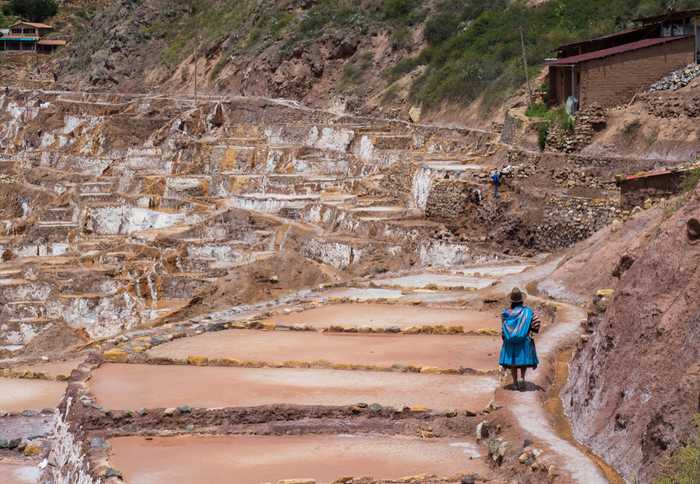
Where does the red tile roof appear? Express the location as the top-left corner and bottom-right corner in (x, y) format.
(547, 36), (691, 66)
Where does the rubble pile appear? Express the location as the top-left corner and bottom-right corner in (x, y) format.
(648, 63), (700, 92)
(643, 93), (700, 118)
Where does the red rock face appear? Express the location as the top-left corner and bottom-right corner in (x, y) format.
(563, 186), (700, 483)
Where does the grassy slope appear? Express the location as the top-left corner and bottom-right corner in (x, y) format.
(163, 0), (700, 111)
(46, 0), (700, 116)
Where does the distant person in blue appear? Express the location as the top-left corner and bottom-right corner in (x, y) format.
(498, 287), (540, 391)
(490, 170), (502, 198)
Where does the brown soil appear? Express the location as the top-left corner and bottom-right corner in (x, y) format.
(170, 251), (340, 321)
(540, 207), (664, 303)
(583, 80), (700, 161)
(17, 322), (89, 360)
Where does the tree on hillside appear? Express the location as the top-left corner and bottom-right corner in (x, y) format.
(3, 0), (58, 23)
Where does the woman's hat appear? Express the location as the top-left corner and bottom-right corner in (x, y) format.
(510, 287), (525, 303)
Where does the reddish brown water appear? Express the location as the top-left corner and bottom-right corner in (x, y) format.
(263, 303), (499, 331)
(0, 378), (66, 412)
(109, 434), (490, 484)
(91, 364), (498, 411)
(147, 329), (499, 371)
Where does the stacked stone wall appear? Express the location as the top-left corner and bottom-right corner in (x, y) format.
(534, 196), (620, 250)
(425, 180), (481, 220)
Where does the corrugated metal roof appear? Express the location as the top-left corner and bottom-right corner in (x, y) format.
(618, 165), (698, 182)
(556, 27), (650, 50)
(634, 8), (700, 25)
(547, 36), (691, 66)
(10, 21), (52, 29)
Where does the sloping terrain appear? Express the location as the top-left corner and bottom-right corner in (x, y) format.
(583, 78), (700, 161)
(541, 187), (700, 482)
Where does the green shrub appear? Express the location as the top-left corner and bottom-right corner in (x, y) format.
(380, 0), (421, 24)
(656, 415), (700, 484)
(525, 102), (549, 118)
(390, 25), (412, 50)
(342, 52), (373, 86)
(3, 0), (57, 22)
(385, 56), (423, 81)
(424, 13), (461, 45)
(622, 119), (642, 139)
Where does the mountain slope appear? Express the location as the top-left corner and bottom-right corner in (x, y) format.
(51, 0), (700, 120)
(553, 188), (700, 482)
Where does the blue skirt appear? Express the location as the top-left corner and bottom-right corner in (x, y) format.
(499, 337), (538, 369)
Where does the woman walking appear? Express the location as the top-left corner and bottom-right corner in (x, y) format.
(498, 287), (540, 391)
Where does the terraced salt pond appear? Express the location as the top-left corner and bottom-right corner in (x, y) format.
(147, 329), (500, 371)
(91, 364), (498, 411)
(376, 273), (496, 289)
(0, 378), (66, 412)
(109, 434), (491, 484)
(0, 462), (40, 484)
(374, 264), (531, 290)
(262, 303), (500, 331)
(323, 287), (477, 303)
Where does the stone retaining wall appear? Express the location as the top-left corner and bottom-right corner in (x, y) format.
(425, 180), (481, 220)
(534, 196), (620, 250)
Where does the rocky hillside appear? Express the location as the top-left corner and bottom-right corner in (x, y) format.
(543, 186), (700, 482)
(43, 0), (700, 122)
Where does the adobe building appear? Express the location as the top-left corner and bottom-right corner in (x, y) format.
(0, 21), (66, 53)
(547, 9), (700, 109)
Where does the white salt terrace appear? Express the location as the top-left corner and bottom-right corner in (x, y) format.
(147, 329), (500, 371)
(228, 192), (357, 214)
(374, 264), (531, 290)
(90, 364), (499, 412)
(423, 162), (484, 171)
(108, 434), (491, 484)
(322, 288), (490, 307)
(375, 273), (496, 290)
(261, 302), (500, 331)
